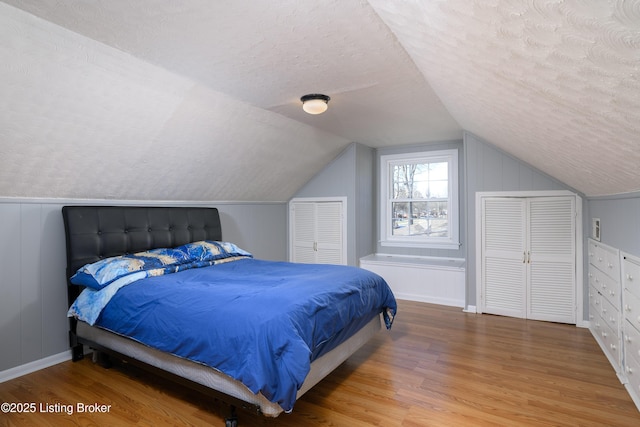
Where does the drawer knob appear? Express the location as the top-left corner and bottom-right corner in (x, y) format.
(608, 263), (613, 268)
(625, 305), (632, 312)
(610, 344), (617, 351)
(628, 274), (634, 281)
(628, 367), (634, 375)
(602, 331), (608, 338)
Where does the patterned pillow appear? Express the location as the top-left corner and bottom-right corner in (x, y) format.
(70, 242), (252, 290)
(178, 241), (252, 262)
(70, 247), (190, 290)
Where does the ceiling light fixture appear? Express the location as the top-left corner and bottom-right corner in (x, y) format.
(301, 94), (330, 115)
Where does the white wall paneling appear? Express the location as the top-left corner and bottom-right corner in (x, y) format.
(0, 198), (287, 376)
(360, 254), (465, 307)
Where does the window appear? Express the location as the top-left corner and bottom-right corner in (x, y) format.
(380, 149), (459, 249)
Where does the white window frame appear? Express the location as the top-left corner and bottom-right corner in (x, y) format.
(379, 149), (460, 249)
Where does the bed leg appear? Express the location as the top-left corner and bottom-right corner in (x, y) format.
(91, 350), (113, 369)
(224, 405), (238, 427)
(71, 344), (84, 362)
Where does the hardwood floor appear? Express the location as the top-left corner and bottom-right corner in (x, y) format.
(1, 300), (639, 426)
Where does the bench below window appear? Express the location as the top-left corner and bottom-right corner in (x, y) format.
(359, 254), (465, 308)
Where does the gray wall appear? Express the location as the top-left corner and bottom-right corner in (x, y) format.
(0, 199), (286, 372)
(292, 142), (375, 266)
(295, 135), (586, 313)
(587, 192), (640, 257)
(463, 131), (584, 308)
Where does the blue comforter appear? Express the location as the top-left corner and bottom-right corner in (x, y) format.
(83, 258), (396, 412)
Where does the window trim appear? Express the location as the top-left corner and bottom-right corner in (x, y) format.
(379, 149), (460, 249)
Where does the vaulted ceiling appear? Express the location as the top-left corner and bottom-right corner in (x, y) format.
(1, 0), (638, 201)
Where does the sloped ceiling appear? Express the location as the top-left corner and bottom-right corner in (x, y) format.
(0, 1), (638, 201)
(369, 0), (640, 197)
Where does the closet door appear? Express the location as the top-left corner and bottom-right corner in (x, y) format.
(527, 197), (576, 323)
(292, 202), (317, 263)
(481, 197), (527, 318)
(480, 195), (576, 323)
(315, 202), (344, 264)
(290, 200), (345, 265)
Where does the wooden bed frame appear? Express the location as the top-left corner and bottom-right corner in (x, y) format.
(62, 205), (382, 422)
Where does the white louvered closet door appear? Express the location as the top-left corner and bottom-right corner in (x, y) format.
(292, 202), (317, 263)
(315, 202), (344, 264)
(481, 196), (576, 323)
(290, 200), (345, 265)
(527, 197), (576, 323)
(482, 197), (527, 318)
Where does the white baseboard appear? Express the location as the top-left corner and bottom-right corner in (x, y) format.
(0, 350), (72, 383)
(576, 320), (590, 328)
(463, 305), (477, 313)
(394, 293), (464, 308)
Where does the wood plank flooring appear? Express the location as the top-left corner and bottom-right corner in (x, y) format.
(1, 300), (639, 426)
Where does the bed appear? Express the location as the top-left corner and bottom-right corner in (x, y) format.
(62, 205), (396, 421)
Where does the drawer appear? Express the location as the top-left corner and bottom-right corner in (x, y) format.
(598, 317), (622, 371)
(591, 241), (620, 281)
(589, 284), (600, 306)
(588, 240), (597, 264)
(624, 320), (640, 367)
(624, 348), (640, 405)
(592, 268), (621, 309)
(599, 293), (620, 334)
(623, 255), (640, 300)
(589, 304), (603, 336)
(624, 288), (640, 331)
(604, 249), (621, 280)
(590, 307), (621, 371)
(589, 300), (600, 325)
(588, 266), (598, 289)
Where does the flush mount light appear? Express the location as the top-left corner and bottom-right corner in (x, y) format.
(301, 94), (330, 115)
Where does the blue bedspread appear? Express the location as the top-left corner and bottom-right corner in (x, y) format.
(84, 258), (396, 412)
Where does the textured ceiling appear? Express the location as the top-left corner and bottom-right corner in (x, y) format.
(1, 0), (461, 147)
(1, 0), (639, 200)
(368, 0), (640, 196)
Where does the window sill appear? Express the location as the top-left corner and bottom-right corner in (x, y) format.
(360, 253), (466, 270)
(380, 240), (461, 250)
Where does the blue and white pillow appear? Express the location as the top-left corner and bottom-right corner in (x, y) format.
(70, 242), (251, 290)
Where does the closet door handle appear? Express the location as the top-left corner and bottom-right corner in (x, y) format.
(523, 251), (526, 263)
(527, 251), (531, 264)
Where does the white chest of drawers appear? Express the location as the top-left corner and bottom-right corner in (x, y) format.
(588, 239), (623, 375)
(622, 252), (640, 409)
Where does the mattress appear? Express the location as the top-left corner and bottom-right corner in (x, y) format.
(76, 313), (382, 416)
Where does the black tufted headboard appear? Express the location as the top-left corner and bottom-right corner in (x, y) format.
(62, 206), (222, 306)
